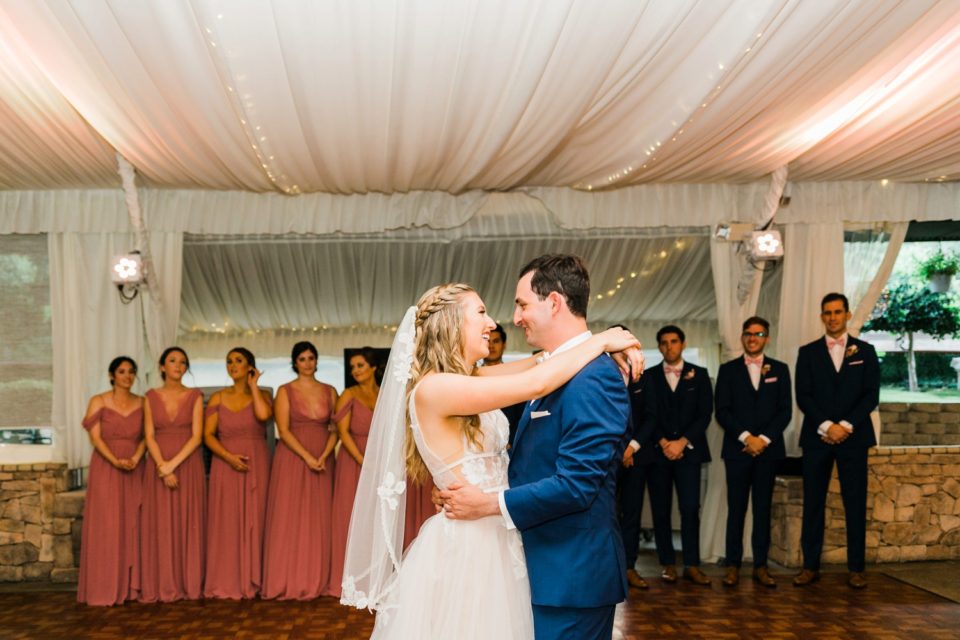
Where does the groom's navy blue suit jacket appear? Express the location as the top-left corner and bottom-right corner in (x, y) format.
(503, 354), (630, 608)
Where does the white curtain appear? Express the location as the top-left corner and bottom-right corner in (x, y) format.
(48, 231), (182, 467)
(774, 222), (845, 456)
(49, 233), (147, 468)
(6, 182), (960, 236)
(846, 222), (909, 336)
(178, 234), (717, 357)
(140, 232), (184, 386)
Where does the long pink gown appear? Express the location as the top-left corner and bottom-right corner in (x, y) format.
(139, 389), (205, 602)
(204, 401), (271, 599)
(262, 382), (336, 600)
(77, 406), (144, 606)
(327, 396), (371, 598)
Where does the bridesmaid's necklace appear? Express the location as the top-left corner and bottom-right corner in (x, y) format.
(111, 389), (137, 413)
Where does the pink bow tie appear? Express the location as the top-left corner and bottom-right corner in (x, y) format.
(665, 365), (682, 376)
(827, 337), (845, 349)
(745, 356), (763, 367)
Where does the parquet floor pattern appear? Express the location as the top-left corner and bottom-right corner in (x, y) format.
(1, 571), (957, 639)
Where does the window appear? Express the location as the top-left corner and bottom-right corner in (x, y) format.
(0, 234), (52, 429)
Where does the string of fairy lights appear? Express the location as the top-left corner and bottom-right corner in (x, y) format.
(592, 239), (688, 302)
(202, 9), (301, 195)
(574, 32), (766, 192)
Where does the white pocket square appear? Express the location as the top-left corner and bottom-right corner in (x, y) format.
(849, 360), (864, 366)
(531, 410), (551, 419)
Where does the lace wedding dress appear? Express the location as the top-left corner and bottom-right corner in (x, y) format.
(367, 387), (534, 639)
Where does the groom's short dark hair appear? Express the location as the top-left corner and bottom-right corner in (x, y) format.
(519, 254), (590, 319)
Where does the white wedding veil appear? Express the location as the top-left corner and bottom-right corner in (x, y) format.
(340, 306), (417, 611)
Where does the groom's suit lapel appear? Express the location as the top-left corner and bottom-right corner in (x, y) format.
(512, 401), (535, 455)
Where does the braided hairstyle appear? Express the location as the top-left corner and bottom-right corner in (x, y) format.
(405, 283), (483, 484)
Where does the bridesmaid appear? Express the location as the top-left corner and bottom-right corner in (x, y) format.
(262, 341), (339, 600)
(203, 347), (273, 599)
(327, 348), (379, 597)
(77, 356), (145, 606)
(140, 347), (205, 602)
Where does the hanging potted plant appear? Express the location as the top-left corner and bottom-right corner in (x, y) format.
(918, 248), (960, 293)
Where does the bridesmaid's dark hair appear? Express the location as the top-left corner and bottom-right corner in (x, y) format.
(158, 346), (190, 381)
(108, 356), (138, 386)
(228, 346), (256, 369)
(353, 346), (382, 385)
(291, 341), (319, 373)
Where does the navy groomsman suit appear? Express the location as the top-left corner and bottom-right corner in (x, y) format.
(715, 354), (791, 571)
(795, 332), (878, 575)
(618, 373), (658, 581)
(646, 360), (712, 571)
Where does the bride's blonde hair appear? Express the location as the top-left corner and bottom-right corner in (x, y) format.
(405, 283), (483, 485)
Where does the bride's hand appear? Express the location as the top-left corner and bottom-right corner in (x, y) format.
(611, 347), (644, 383)
(599, 328), (644, 382)
(599, 327), (640, 353)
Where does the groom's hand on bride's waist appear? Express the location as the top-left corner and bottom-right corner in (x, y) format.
(439, 482), (501, 521)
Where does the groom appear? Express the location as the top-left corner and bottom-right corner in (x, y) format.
(442, 254), (635, 640)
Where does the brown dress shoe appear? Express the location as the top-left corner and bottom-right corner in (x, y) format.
(752, 566), (776, 588)
(722, 566), (739, 586)
(683, 566), (712, 585)
(793, 569), (820, 586)
(626, 569), (649, 589)
(848, 572), (867, 589)
(661, 565), (678, 583)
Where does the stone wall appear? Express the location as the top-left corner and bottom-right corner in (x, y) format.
(879, 402), (960, 446)
(770, 445), (960, 567)
(0, 463), (82, 583)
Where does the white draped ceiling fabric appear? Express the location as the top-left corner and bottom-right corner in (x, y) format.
(3, 2), (960, 477)
(2, 1), (960, 191)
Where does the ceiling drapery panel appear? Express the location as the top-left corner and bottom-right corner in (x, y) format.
(179, 234), (714, 345)
(1, 0), (959, 194)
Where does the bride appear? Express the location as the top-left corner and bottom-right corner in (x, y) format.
(340, 282), (638, 639)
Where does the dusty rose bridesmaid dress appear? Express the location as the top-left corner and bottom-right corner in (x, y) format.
(77, 406), (144, 605)
(139, 389), (205, 602)
(204, 402), (270, 599)
(261, 382), (336, 600)
(326, 396), (372, 597)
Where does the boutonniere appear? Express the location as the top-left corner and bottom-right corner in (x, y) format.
(761, 363), (771, 376)
(683, 369), (695, 380)
(845, 344), (858, 358)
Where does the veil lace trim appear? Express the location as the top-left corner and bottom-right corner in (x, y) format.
(340, 306), (416, 611)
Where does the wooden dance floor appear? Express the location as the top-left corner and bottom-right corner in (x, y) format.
(1, 569), (958, 639)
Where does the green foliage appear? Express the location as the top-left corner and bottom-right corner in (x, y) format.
(917, 248), (960, 279)
(878, 351), (960, 388)
(866, 282), (960, 340)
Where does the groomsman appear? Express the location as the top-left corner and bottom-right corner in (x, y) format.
(483, 323), (525, 446)
(714, 317), (791, 587)
(793, 293), (879, 589)
(646, 325), (712, 585)
(617, 329), (657, 591)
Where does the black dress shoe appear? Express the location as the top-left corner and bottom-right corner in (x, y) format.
(848, 572), (867, 589)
